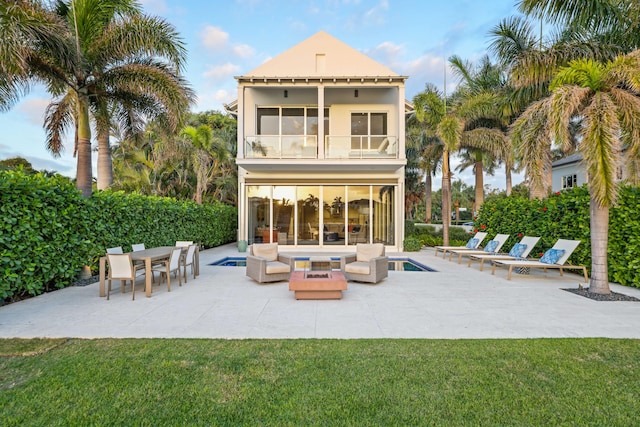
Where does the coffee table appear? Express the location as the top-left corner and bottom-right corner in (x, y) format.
(288, 271), (347, 300)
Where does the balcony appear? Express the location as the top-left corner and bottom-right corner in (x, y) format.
(245, 135), (318, 159)
(325, 135), (397, 159)
(244, 135), (398, 159)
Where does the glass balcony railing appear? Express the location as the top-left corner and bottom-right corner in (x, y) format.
(244, 135), (398, 159)
(245, 135), (318, 159)
(325, 135), (398, 159)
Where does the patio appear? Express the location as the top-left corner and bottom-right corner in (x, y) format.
(1, 243), (639, 339)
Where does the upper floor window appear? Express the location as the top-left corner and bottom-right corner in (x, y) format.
(351, 112), (388, 151)
(257, 107), (329, 136)
(562, 174), (577, 189)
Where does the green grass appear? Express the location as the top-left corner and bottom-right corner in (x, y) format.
(1, 339), (639, 426)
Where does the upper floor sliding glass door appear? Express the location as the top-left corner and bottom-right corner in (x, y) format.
(249, 107), (329, 158)
(351, 112), (388, 154)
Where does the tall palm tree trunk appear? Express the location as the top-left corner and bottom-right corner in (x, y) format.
(425, 173), (432, 223)
(589, 197), (610, 294)
(474, 154), (484, 214)
(97, 130), (113, 190)
(442, 151), (452, 246)
(505, 166), (512, 196)
(76, 96), (93, 198)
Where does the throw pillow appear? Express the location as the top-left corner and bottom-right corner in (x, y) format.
(508, 243), (527, 258)
(539, 248), (566, 264)
(465, 238), (479, 249)
(484, 239), (499, 253)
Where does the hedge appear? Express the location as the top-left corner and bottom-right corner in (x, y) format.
(474, 185), (640, 288)
(0, 170), (237, 301)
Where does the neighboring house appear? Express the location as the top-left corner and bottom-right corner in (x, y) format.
(552, 152), (626, 192)
(551, 153), (587, 192)
(226, 31), (409, 251)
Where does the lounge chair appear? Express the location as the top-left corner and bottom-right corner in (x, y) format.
(434, 232), (488, 258)
(447, 234), (510, 263)
(491, 239), (588, 281)
(467, 236), (541, 271)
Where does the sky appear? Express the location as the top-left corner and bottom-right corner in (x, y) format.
(0, 0), (527, 190)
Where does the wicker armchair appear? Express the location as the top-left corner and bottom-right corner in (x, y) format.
(340, 243), (388, 284)
(246, 243), (294, 283)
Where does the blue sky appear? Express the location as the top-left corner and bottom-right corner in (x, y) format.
(0, 0), (526, 189)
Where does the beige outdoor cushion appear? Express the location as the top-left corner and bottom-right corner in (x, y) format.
(345, 261), (371, 275)
(356, 243), (384, 262)
(265, 261), (290, 274)
(253, 243), (278, 261)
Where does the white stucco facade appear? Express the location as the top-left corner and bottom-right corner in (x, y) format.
(229, 31), (409, 251)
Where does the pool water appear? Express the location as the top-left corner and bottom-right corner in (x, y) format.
(210, 257), (435, 272)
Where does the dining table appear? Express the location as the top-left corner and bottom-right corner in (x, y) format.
(99, 245), (199, 298)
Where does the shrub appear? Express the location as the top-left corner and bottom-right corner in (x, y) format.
(405, 220), (418, 237)
(0, 170), (238, 301)
(403, 237), (422, 252)
(475, 185), (639, 288)
(0, 171), (92, 300)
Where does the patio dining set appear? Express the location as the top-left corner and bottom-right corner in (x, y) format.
(99, 241), (200, 300)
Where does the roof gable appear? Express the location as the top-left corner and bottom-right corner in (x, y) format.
(242, 31), (399, 78)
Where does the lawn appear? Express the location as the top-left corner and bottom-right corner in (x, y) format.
(1, 338), (639, 426)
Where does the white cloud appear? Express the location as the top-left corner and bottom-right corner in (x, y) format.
(214, 89), (235, 104)
(201, 26), (229, 49)
(366, 41), (404, 64)
(363, 0), (388, 26)
(232, 43), (256, 59)
(203, 63), (241, 82)
(17, 98), (49, 126)
(139, 0), (168, 14)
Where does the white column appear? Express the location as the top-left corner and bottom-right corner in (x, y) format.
(397, 84), (405, 160)
(237, 85), (245, 159)
(317, 85), (325, 159)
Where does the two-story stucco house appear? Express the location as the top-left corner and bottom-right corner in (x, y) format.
(226, 31), (409, 251)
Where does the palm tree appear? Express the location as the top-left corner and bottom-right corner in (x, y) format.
(511, 52), (640, 294)
(413, 83), (506, 244)
(180, 124), (229, 205)
(489, 14), (620, 198)
(0, 0), (193, 197)
(449, 55), (511, 209)
(518, 0), (640, 52)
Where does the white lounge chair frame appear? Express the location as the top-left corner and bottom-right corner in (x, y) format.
(467, 236), (541, 271)
(491, 239), (588, 281)
(448, 234), (510, 263)
(434, 232), (488, 258)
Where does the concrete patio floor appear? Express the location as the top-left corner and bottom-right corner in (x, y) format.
(1, 243), (639, 339)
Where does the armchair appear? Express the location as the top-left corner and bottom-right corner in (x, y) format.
(246, 243), (294, 283)
(340, 243), (388, 283)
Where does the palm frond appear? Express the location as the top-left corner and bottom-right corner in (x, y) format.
(44, 91), (77, 156)
(580, 92), (620, 207)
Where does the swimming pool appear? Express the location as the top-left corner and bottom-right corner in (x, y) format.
(210, 257), (435, 272)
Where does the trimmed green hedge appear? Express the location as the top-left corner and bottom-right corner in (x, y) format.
(0, 170), (237, 301)
(475, 185), (640, 288)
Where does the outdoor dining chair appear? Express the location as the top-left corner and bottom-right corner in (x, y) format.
(106, 246), (124, 254)
(152, 247), (183, 292)
(176, 241), (193, 247)
(131, 243), (145, 251)
(106, 253), (137, 300)
(182, 244), (197, 282)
